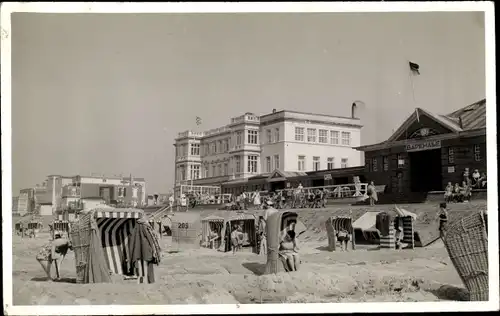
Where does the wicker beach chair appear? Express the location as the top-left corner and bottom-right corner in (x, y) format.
(443, 210), (488, 301)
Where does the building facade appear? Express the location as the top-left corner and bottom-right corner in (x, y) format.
(174, 108), (363, 197)
(356, 99), (487, 197)
(60, 174), (147, 208)
(19, 174), (147, 215)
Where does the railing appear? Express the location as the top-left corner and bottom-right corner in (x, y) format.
(177, 130), (205, 139)
(276, 183), (370, 199)
(203, 126), (231, 137)
(230, 114), (260, 124)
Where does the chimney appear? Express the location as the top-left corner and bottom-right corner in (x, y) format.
(272, 109), (277, 113)
(351, 103), (357, 119)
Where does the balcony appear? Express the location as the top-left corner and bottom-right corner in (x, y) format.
(203, 126), (231, 138)
(62, 186), (81, 197)
(230, 113), (260, 125)
(176, 155), (202, 162)
(176, 130), (204, 139)
(229, 143), (261, 153)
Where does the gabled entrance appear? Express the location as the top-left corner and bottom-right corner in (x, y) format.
(267, 169), (287, 192)
(389, 108), (461, 143)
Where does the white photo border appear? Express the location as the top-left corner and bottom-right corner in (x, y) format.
(1, 2), (498, 315)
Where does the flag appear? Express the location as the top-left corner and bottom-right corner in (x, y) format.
(409, 61), (420, 75)
(196, 116), (202, 125)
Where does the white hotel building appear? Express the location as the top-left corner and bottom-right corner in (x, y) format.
(173, 109), (363, 197)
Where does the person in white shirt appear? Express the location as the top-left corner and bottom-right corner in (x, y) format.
(168, 195), (174, 208)
(252, 190), (261, 209)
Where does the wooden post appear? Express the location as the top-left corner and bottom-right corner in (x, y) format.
(351, 226), (356, 250)
(332, 229), (337, 251)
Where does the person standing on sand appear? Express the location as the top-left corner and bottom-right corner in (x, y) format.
(36, 233), (72, 281)
(367, 181), (378, 206)
(436, 202), (449, 240)
(231, 225), (243, 254)
(257, 216), (267, 255)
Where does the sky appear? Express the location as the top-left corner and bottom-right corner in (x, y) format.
(11, 12), (485, 195)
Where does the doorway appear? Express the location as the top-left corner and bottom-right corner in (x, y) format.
(270, 181), (285, 192)
(312, 179), (324, 187)
(409, 149), (442, 192)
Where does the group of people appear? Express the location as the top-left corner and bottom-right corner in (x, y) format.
(443, 168), (487, 203)
(224, 183), (333, 211)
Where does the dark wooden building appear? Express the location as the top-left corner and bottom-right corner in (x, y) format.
(356, 99), (487, 197)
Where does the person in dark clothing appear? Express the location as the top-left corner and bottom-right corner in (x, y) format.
(437, 202), (449, 240)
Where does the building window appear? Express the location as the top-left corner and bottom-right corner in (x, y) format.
(204, 167), (208, 178)
(341, 131), (351, 146)
(248, 155), (258, 173)
(204, 144), (209, 156)
(397, 154), (405, 168)
(274, 155), (280, 169)
(224, 139), (229, 152)
(118, 187), (124, 197)
(236, 132), (242, 146)
(307, 128), (317, 142)
(224, 163), (228, 176)
(383, 156), (389, 171)
(266, 156), (271, 173)
(275, 128), (280, 142)
(327, 157), (334, 170)
(179, 167), (186, 181)
(190, 165), (200, 179)
(235, 156), (241, 173)
(298, 155), (306, 171)
(266, 129), (272, 143)
(448, 148), (455, 164)
(218, 141), (223, 153)
(319, 129), (328, 143)
(123, 188), (127, 197)
(190, 143), (200, 156)
(211, 142), (216, 155)
(372, 158), (378, 172)
(212, 165), (216, 177)
(313, 156), (320, 171)
(341, 158), (348, 169)
(474, 145), (481, 161)
(330, 131), (339, 145)
(218, 164), (223, 177)
(295, 127), (305, 141)
(248, 130), (258, 144)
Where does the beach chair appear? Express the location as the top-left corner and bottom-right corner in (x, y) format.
(443, 210), (488, 301)
(325, 216), (355, 251)
(264, 210), (306, 274)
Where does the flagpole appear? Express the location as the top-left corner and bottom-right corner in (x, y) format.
(408, 60), (420, 123)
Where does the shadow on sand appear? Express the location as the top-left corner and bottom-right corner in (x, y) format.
(31, 277), (77, 283)
(242, 262), (266, 276)
(427, 284), (470, 301)
(315, 246), (332, 252)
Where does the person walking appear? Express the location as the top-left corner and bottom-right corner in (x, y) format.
(36, 233), (72, 281)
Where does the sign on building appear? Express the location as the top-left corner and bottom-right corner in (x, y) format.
(406, 140), (442, 152)
(324, 174), (332, 181)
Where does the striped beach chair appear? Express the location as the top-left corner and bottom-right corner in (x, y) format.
(325, 216), (355, 251)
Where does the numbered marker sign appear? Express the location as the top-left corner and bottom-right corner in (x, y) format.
(178, 222), (189, 229)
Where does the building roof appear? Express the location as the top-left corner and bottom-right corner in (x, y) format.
(446, 98), (486, 130)
(356, 99), (486, 151)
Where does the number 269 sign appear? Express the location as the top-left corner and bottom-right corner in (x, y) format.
(178, 222), (189, 229)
